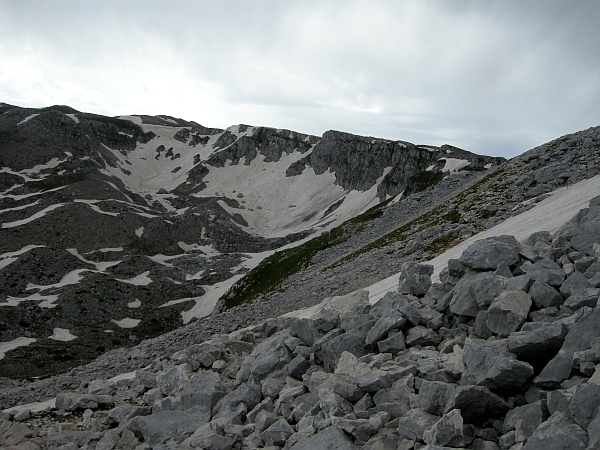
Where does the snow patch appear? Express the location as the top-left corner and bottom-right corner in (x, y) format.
(17, 114), (38, 125)
(484, 163), (493, 169)
(135, 226), (144, 237)
(159, 298), (195, 308)
(116, 271), (152, 286)
(3, 398), (55, 414)
(48, 328), (77, 342)
(66, 248), (121, 272)
(66, 114), (79, 124)
(1, 203), (64, 228)
(0, 199), (40, 214)
(97, 247), (123, 253)
(127, 299), (141, 308)
(26, 269), (90, 292)
(426, 165), (435, 172)
(0, 337), (36, 360)
(0, 245), (44, 270)
(439, 158), (470, 173)
(112, 318), (141, 328)
(21, 157), (64, 175)
(2, 292), (59, 308)
(74, 199), (119, 216)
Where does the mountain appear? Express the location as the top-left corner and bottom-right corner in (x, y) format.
(0, 123), (599, 450)
(0, 104), (503, 378)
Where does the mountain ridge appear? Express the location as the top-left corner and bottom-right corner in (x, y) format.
(0, 104), (503, 379)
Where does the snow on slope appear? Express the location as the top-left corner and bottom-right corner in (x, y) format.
(285, 174), (600, 319)
(98, 122), (222, 200)
(365, 174), (600, 304)
(197, 150), (387, 238)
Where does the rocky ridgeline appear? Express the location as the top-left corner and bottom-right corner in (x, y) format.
(3, 196), (600, 449)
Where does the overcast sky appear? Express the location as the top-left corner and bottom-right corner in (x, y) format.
(1, 1), (599, 157)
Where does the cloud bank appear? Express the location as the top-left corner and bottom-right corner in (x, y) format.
(1, 0), (599, 157)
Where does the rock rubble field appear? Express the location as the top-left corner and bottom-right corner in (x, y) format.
(3, 195), (600, 450)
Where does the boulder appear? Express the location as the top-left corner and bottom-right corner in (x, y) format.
(522, 411), (588, 449)
(445, 385), (511, 424)
(156, 364), (193, 396)
(398, 262), (434, 297)
(502, 401), (545, 434)
(524, 260), (565, 287)
(290, 318), (323, 347)
(190, 433), (235, 450)
(290, 425), (358, 450)
(459, 235), (521, 270)
(535, 307), (600, 387)
(560, 271), (592, 297)
(462, 338), (533, 391)
(397, 408), (439, 441)
(564, 288), (600, 309)
(507, 321), (568, 363)
(137, 406), (212, 447)
(405, 326), (440, 347)
(418, 380), (455, 416)
(377, 330), (406, 354)
(55, 392), (113, 411)
(316, 320), (374, 370)
(486, 291), (531, 336)
(529, 280), (563, 308)
(569, 383), (600, 429)
(370, 291), (421, 326)
(261, 418), (295, 446)
(236, 330), (293, 383)
(213, 381), (261, 414)
(180, 370), (227, 410)
(569, 206), (600, 255)
(449, 272), (507, 317)
(423, 409), (465, 448)
(365, 310), (406, 346)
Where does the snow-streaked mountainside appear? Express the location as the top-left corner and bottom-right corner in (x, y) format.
(0, 103), (503, 378)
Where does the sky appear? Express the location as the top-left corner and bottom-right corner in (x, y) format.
(1, 1), (599, 158)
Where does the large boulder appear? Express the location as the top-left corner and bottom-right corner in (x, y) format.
(236, 330), (293, 383)
(423, 409), (465, 448)
(137, 406), (211, 447)
(524, 260), (566, 287)
(462, 338), (533, 391)
(156, 364), (193, 396)
(535, 307), (600, 387)
(569, 205), (600, 256)
(459, 235), (521, 270)
(397, 262), (434, 297)
(444, 385), (511, 424)
(55, 392), (113, 411)
(449, 272), (507, 317)
(486, 291), (532, 336)
(290, 426), (358, 450)
(507, 321), (568, 363)
(180, 370), (227, 410)
(364, 310), (406, 346)
(370, 291), (421, 326)
(522, 411), (588, 449)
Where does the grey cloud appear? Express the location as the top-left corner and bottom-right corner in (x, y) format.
(0, 0), (599, 158)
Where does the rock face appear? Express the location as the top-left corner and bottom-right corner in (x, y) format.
(4, 195), (600, 449)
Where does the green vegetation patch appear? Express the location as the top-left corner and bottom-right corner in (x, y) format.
(221, 225), (350, 308)
(406, 170), (444, 193)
